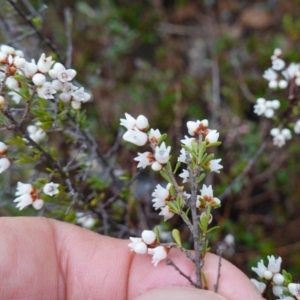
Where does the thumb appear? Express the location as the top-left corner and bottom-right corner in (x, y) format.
(134, 287), (227, 300)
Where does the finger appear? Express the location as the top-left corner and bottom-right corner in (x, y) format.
(134, 287), (227, 300)
(0, 217), (263, 300)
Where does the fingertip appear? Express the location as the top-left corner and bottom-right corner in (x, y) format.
(134, 287), (227, 300)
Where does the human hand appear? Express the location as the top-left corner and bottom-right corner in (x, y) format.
(0, 217), (263, 300)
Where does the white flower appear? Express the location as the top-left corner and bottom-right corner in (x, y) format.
(37, 53), (54, 73)
(272, 58), (285, 71)
(37, 82), (56, 99)
(120, 113), (149, 131)
(181, 135), (196, 149)
(294, 119), (300, 134)
(27, 124), (46, 143)
(32, 199), (44, 210)
(178, 148), (187, 163)
(288, 283), (300, 300)
(250, 279), (266, 294)
(159, 205), (174, 221)
(205, 130), (219, 144)
(154, 142), (171, 164)
(272, 285), (285, 297)
(128, 237), (147, 254)
(0, 141), (7, 155)
(207, 158), (223, 173)
(134, 152), (154, 168)
(123, 129), (148, 146)
(271, 48), (282, 59)
(76, 212), (96, 229)
(254, 98), (280, 118)
(23, 60), (38, 77)
(72, 87), (91, 102)
(0, 157), (10, 173)
(148, 246), (168, 266)
(8, 91), (22, 104)
(32, 73), (46, 86)
(263, 68), (278, 88)
(0, 95), (4, 105)
(267, 255), (282, 273)
(282, 63), (300, 81)
(187, 119), (209, 136)
(43, 182), (59, 196)
(152, 184), (170, 210)
(13, 56), (26, 69)
(16, 182), (33, 196)
(179, 169), (189, 183)
(141, 230), (156, 245)
(270, 128), (291, 147)
(148, 129), (161, 145)
(252, 260), (267, 278)
(198, 184), (220, 208)
(120, 113), (136, 130)
(14, 194), (33, 210)
(49, 63), (76, 82)
(223, 234), (235, 246)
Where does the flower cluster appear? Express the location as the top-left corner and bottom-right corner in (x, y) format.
(76, 212), (96, 229)
(13, 181), (59, 210)
(0, 44), (91, 109)
(122, 113), (223, 274)
(254, 48), (300, 147)
(0, 141), (10, 173)
(251, 255), (300, 299)
(120, 113), (171, 171)
(128, 230), (169, 266)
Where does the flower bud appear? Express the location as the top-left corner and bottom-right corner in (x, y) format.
(32, 73), (46, 86)
(263, 270), (273, 280)
(151, 161), (162, 171)
(0, 45), (15, 55)
(71, 101), (81, 109)
(142, 230), (156, 245)
(0, 141), (7, 155)
(32, 199), (44, 210)
(273, 273), (284, 285)
(136, 115), (149, 130)
(0, 96), (4, 105)
(0, 157), (10, 173)
(6, 77), (19, 89)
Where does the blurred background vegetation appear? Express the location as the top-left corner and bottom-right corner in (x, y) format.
(1, 0), (300, 282)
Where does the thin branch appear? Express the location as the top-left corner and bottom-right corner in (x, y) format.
(64, 8), (73, 69)
(167, 259), (198, 287)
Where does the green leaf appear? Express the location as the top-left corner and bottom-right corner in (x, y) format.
(87, 176), (109, 191)
(197, 173), (206, 183)
(158, 133), (167, 145)
(197, 141), (206, 163)
(15, 153), (40, 164)
(5, 136), (26, 147)
(154, 226), (160, 243)
(172, 229), (182, 247)
(173, 161), (181, 174)
(160, 170), (172, 183)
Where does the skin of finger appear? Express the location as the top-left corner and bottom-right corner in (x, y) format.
(134, 287), (227, 300)
(128, 244), (264, 300)
(0, 217), (263, 300)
